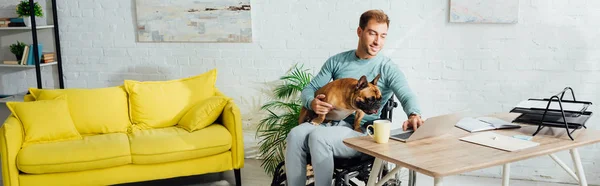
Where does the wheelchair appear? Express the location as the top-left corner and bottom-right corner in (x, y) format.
(271, 97), (417, 186)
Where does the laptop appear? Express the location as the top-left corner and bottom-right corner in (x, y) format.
(390, 111), (467, 142)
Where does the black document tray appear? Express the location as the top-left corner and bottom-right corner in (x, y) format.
(509, 87), (593, 140)
(510, 107), (592, 129)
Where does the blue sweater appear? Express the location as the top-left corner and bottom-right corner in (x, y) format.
(301, 49), (422, 126)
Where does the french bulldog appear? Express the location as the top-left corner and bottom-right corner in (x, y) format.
(298, 74), (383, 132)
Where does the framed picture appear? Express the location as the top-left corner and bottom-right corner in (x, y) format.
(450, 0), (519, 24)
(135, 0), (252, 42)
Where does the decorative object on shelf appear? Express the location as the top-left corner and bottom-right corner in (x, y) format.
(9, 41), (27, 61)
(16, 0), (45, 27)
(135, 0), (252, 43)
(256, 64), (312, 176)
(450, 0), (519, 23)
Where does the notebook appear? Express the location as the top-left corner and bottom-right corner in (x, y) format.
(459, 132), (539, 152)
(455, 116), (521, 133)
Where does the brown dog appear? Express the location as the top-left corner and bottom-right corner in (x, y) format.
(298, 74), (383, 132)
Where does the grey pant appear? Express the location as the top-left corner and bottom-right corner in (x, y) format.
(285, 121), (367, 186)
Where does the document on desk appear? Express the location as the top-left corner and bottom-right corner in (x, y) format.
(459, 132), (539, 152)
(455, 117), (521, 133)
(515, 100), (588, 112)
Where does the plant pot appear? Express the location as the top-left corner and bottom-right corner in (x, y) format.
(16, 54), (22, 61)
(23, 16), (31, 27)
(22, 16), (46, 27)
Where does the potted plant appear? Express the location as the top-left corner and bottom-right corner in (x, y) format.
(16, 0), (44, 27)
(256, 64), (313, 176)
(10, 41), (27, 61)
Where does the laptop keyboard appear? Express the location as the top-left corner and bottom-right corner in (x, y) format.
(392, 131), (414, 139)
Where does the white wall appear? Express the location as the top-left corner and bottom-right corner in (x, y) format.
(1, 0), (599, 184)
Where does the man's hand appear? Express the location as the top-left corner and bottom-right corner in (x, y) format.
(402, 114), (424, 131)
(311, 94), (334, 115)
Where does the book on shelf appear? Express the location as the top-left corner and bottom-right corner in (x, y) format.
(3, 61), (18, 65)
(0, 18), (9, 27)
(7, 22), (25, 27)
(14, 44), (46, 66)
(43, 52), (55, 63)
(0, 17), (24, 27)
(9, 18), (23, 23)
(25, 44), (43, 66)
(43, 53), (54, 56)
(20, 45), (29, 65)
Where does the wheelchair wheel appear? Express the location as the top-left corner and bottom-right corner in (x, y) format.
(381, 165), (416, 186)
(271, 160), (417, 186)
(271, 161), (287, 186)
(271, 162), (317, 186)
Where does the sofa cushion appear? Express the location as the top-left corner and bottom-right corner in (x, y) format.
(29, 86), (131, 135)
(17, 133), (131, 174)
(6, 95), (82, 147)
(128, 124), (231, 164)
(124, 69), (217, 129)
(178, 96), (231, 132)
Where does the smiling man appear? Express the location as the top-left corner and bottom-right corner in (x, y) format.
(284, 9), (424, 186)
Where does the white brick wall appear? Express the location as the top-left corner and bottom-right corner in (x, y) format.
(2, 0), (600, 184)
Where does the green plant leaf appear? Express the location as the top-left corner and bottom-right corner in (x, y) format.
(261, 100), (300, 112)
(273, 64), (313, 99)
(16, 0), (43, 17)
(256, 63), (313, 176)
(9, 41), (27, 57)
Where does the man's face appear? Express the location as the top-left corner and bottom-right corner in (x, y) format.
(358, 19), (388, 57)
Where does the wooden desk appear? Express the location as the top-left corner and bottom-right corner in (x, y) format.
(343, 113), (600, 186)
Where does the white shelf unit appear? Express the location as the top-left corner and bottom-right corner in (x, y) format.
(0, 62), (57, 68)
(0, 25), (54, 30)
(0, 94), (25, 103)
(0, 0), (64, 99)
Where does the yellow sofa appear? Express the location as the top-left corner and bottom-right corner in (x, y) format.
(0, 69), (244, 186)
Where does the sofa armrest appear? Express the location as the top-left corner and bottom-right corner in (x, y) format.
(219, 99), (245, 169)
(24, 94), (35, 102)
(215, 89), (226, 97)
(1, 115), (23, 186)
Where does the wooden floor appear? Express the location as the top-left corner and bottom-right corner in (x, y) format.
(0, 158), (581, 186)
(114, 159), (579, 186)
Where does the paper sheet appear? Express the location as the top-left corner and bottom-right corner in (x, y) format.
(460, 132), (539, 152)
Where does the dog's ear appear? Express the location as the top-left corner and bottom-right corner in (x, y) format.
(357, 75), (368, 90)
(371, 74), (381, 85)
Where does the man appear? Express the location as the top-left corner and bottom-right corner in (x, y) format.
(285, 9), (424, 186)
